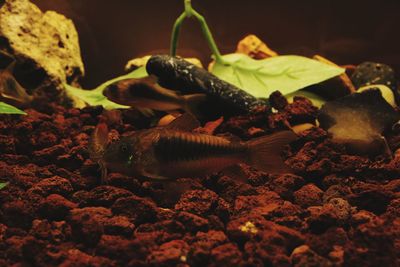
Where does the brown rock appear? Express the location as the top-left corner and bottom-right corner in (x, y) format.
(28, 176), (73, 197)
(87, 186), (133, 207)
(60, 249), (116, 267)
(103, 216), (135, 238)
(175, 189), (219, 216)
(96, 235), (145, 262)
(290, 245), (333, 267)
(111, 195), (157, 225)
(210, 243), (243, 267)
(68, 207), (112, 246)
(147, 240), (189, 267)
(38, 194), (77, 220)
(175, 211), (209, 233)
(294, 184), (323, 207)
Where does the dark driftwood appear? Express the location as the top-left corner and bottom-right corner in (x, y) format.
(146, 55), (268, 114)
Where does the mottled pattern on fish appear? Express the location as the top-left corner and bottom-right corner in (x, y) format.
(153, 131), (246, 163)
(146, 55), (268, 113)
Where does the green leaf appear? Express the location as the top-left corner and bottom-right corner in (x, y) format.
(210, 54), (345, 98)
(0, 101), (26, 115)
(0, 182), (8, 190)
(64, 67), (148, 110)
(286, 90), (326, 108)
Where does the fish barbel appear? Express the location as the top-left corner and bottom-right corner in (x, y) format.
(93, 118), (296, 180)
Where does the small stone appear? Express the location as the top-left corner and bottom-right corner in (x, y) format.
(294, 184), (323, 207)
(175, 189), (219, 217)
(269, 91), (289, 110)
(87, 186), (133, 207)
(147, 240), (189, 266)
(351, 62), (396, 91)
(38, 194), (77, 220)
(175, 211), (209, 233)
(103, 216), (135, 238)
(111, 195), (157, 225)
(211, 243), (243, 266)
(28, 176), (73, 197)
(68, 207), (112, 246)
(60, 249), (116, 267)
(291, 245), (333, 267)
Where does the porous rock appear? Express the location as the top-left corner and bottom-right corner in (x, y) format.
(0, 0), (84, 88)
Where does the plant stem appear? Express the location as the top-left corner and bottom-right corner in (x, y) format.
(170, 12), (186, 56)
(190, 8), (225, 64)
(170, 0), (226, 64)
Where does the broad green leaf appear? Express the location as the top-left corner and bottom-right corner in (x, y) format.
(0, 182), (8, 190)
(0, 101), (26, 115)
(64, 67), (148, 110)
(286, 90), (326, 108)
(210, 54), (345, 98)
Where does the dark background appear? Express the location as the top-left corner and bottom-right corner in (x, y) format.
(32, 0), (400, 88)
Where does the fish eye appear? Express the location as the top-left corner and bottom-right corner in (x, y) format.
(393, 121), (400, 133)
(120, 143), (129, 153)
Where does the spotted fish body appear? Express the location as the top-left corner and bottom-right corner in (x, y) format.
(146, 55), (268, 114)
(102, 126), (296, 180)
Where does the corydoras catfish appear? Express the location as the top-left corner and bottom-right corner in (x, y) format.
(103, 75), (206, 115)
(90, 114), (297, 181)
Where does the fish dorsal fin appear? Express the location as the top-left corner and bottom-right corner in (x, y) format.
(5, 60), (16, 73)
(89, 123), (109, 160)
(165, 113), (201, 132)
(217, 133), (242, 143)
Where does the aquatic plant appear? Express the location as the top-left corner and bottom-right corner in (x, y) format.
(170, 0), (344, 98)
(65, 0), (344, 109)
(0, 101), (26, 115)
(0, 182), (8, 190)
(65, 67), (147, 110)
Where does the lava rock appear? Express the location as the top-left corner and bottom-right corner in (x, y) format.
(28, 176), (73, 197)
(291, 245), (333, 267)
(351, 62), (396, 91)
(293, 184), (323, 207)
(68, 207), (112, 246)
(175, 189), (220, 217)
(111, 195), (158, 225)
(146, 240), (189, 267)
(188, 230), (228, 266)
(210, 243), (243, 267)
(86, 186), (133, 207)
(103, 216), (135, 238)
(37, 194), (77, 220)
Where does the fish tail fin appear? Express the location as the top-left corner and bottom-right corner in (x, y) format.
(182, 93), (207, 117)
(246, 131), (297, 173)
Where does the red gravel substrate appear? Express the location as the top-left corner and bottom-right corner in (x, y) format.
(0, 97), (399, 266)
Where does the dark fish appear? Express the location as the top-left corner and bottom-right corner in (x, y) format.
(146, 55), (269, 114)
(103, 75), (206, 115)
(92, 114), (296, 180)
(0, 62), (33, 107)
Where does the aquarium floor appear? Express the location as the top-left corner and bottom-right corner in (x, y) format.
(0, 99), (399, 266)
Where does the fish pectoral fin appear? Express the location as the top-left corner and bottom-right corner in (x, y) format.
(165, 113), (201, 132)
(220, 164), (249, 183)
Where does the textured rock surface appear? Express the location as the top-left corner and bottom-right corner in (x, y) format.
(0, 0), (84, 88)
